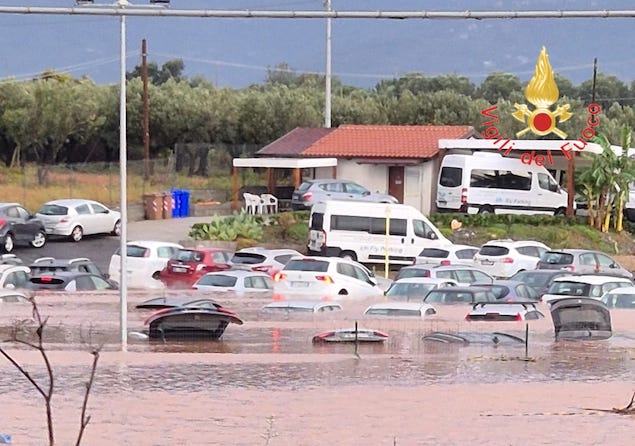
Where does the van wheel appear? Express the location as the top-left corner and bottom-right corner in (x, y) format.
(340, 251), (357, 261)
(554, 207), (566, 216)
(478, 206), (494, 214)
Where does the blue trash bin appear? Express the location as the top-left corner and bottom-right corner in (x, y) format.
(171, 189), (182, 218)
(181, 190), (190, 217)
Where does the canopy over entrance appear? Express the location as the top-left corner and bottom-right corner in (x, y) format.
(231, 157), (338, 211)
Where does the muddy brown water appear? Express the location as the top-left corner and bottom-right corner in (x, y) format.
(1, 290), (635, 445)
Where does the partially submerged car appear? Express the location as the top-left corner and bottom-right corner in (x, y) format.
(312, 327), (389, 343)
(422, 331), (525, 345)
(384, 277), (457, 302)
(541, 275), (633, 304)
(550, 297), (612, 340)
(601, 286), (635, 309)
(465, 302), (545, 322)
(261, 300), (343, 313)
(364, 301), (436, 318)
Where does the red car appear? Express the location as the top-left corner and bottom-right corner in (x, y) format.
(159, 248), (232, 289)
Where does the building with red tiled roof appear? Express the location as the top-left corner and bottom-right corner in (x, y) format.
(255, 124), (476, 214)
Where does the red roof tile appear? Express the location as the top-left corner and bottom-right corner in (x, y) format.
(257, 127), (335, 156)
(302, 125), (476, 159)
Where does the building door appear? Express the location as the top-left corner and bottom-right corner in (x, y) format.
(388, 166), (405, 203)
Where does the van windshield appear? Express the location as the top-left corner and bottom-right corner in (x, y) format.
(440, 167), (462, 187)
(413, 220), (437, 240)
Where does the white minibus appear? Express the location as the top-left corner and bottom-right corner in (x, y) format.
(436, 153), (569, 215)
(307, 201), (450, 266)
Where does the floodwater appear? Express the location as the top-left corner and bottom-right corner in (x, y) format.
(1, 290), (635, 445)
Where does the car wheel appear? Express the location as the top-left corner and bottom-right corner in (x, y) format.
(2, 233), (14, 253)
(478, 206), (494, 214)
(340, 250), (357, 261)
(554, 207), (566, 216)
(112, 220), (122, 236)
(338, 289), (349, 295)
(70, 226), (83, 242)
(152, 271), (161, 280)
(30, 230), (46, 248)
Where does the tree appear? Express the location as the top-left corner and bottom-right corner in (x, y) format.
(126, 58), (185, 85)
(477, 72), (523, 103)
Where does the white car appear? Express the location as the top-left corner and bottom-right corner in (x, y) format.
(273, 256), (385, 301)
(601, 286), (635, 309)
(108, 240), (182, 289)
(0, 264), (31, 289)
(473, 239), (550, 278)
(36, 199), (121, 242)
(465, 302), (545, 321)
(413, 244), (478, 266)
(0, 288), (31, 303)
(541, 275), (634, 304)
(261, 300), (343, 313)
(230, 247), (303, 277)
(384, 277), (458, 302)
(193, 270), (273, 294)
(364, 301), (437, 318)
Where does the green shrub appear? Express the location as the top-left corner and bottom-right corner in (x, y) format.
(189, 210), (263, 241)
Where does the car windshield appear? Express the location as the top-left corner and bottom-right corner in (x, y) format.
(540, 252), (574, 264)
(38, 204), (68, 216)
(284, 259), (329, 272)
(425, 291), (474, 304)
(385, 283), (436, 299)
(547, 281), (590, 296)
(126, 245), (150, 258)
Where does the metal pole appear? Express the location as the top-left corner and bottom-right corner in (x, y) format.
(119, 8), (128, 351)
(324, 0), (332, 128)
(142, 38), (151, 181)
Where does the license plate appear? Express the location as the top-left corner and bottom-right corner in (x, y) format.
(172, 266), (188, 273)
(481, 260), (494, 266)
(290, 281), (309, 288)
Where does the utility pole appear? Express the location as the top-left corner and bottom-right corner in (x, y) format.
(324, 0), (332, 128)
(142, 38), (151, 180)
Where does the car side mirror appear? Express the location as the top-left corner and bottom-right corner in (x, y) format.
(609, 263), (618, 269)
(427, 232), (438, 240)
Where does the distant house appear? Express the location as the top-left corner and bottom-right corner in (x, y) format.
(257, 124), (477, 214)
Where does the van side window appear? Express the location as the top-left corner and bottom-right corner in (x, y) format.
(538, 173), (559, 192)
(413, 220), (437, 240)
(470, 169), (531, 191)
(331, 215), (370, 232)
(439, 167), (462, 187)
(368, 218), (407, 236)
(310, 213), (324, 230)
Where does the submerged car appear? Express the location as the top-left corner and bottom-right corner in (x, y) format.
(193, 270), (274, 294)
(601, 286), (635, 309)
(413, 244), (478, 266)
(394, 264), (493, 286)
(509, 270), (570, 296)
(541, 275), (633, 304)
(28, 271), (118, 292)
(261, 300), (343, 313)
(159, 247), (232, 289)
(423, 287), (497, 305)
(364, 301), (436, 318)
(291, 179), (398, 210)
(384, 277), (457, 302)
(35, 199), (121, 242)
(465, 302), (545, 321)
(536, 249), (633, 279)
(422, 331), (525, 345)
(550, 297), (612, 340)
(108, 240), (183, 289)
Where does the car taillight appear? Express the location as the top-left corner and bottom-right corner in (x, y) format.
(460, 187), (468, 204)
(40, 276), (53, 282)
(253, 265), (272, 273)
(373, 330), (389, 338)
(502, 257), (514, 264)
(0, 219), (5, 227)
(273, 272), (286, 282)
(59, 217), (69, 223)
(302, 192), (313, 201)
(564, 265), (575, 272)
(516, 313), (523, 321)
(316, 275), (333, 284)
(424, 271), (431, 278)
(440, 260), (451, 266)
(464, 314), (471, 321)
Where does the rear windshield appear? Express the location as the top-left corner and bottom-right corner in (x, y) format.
(310, 213), (324, 230)
(297, 182), (312, 192)
(547, 281), (590, 296)
(231, 253), (266, 264)
(284, 259), (329, 272)
(511, 271), (552, 287)
(366, 308), (422, 317)
(478, 246), (509, 256)
(439, 167), (462, 188)
(540, 252), (574, 265)
(38, 204), (68, 216)
(394, 268), (431, 281)
(174, 250), (204, 262)
(385, 283), (436, 299)
(197, 275), (237, 287)
(418, 248), (449, 258)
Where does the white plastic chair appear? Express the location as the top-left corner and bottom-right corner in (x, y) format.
(260, 194), (279, 214)
(243, 193), (264, 215)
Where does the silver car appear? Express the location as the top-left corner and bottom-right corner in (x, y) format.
(291, 179), (398, 210)
(36, 199), (121, 242)
(536, 249), (633, 279)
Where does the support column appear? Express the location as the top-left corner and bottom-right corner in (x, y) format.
(232, 166), (239, 211)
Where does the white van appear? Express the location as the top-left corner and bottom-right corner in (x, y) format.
(307, 201), (450, 266)
(436, 153), (569, 215)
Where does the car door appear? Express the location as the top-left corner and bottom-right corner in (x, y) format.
(2, 205), (29, 242)
(89, 202), (113, 233)
(595, 253), (624, 276)
(323, 181), (346, 200)
(578, 252), (600, 274)
(74, 203), (95, 235)
(344, 182), (369, 200)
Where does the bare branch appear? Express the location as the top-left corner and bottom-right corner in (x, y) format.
(75, 349), (100, 446)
